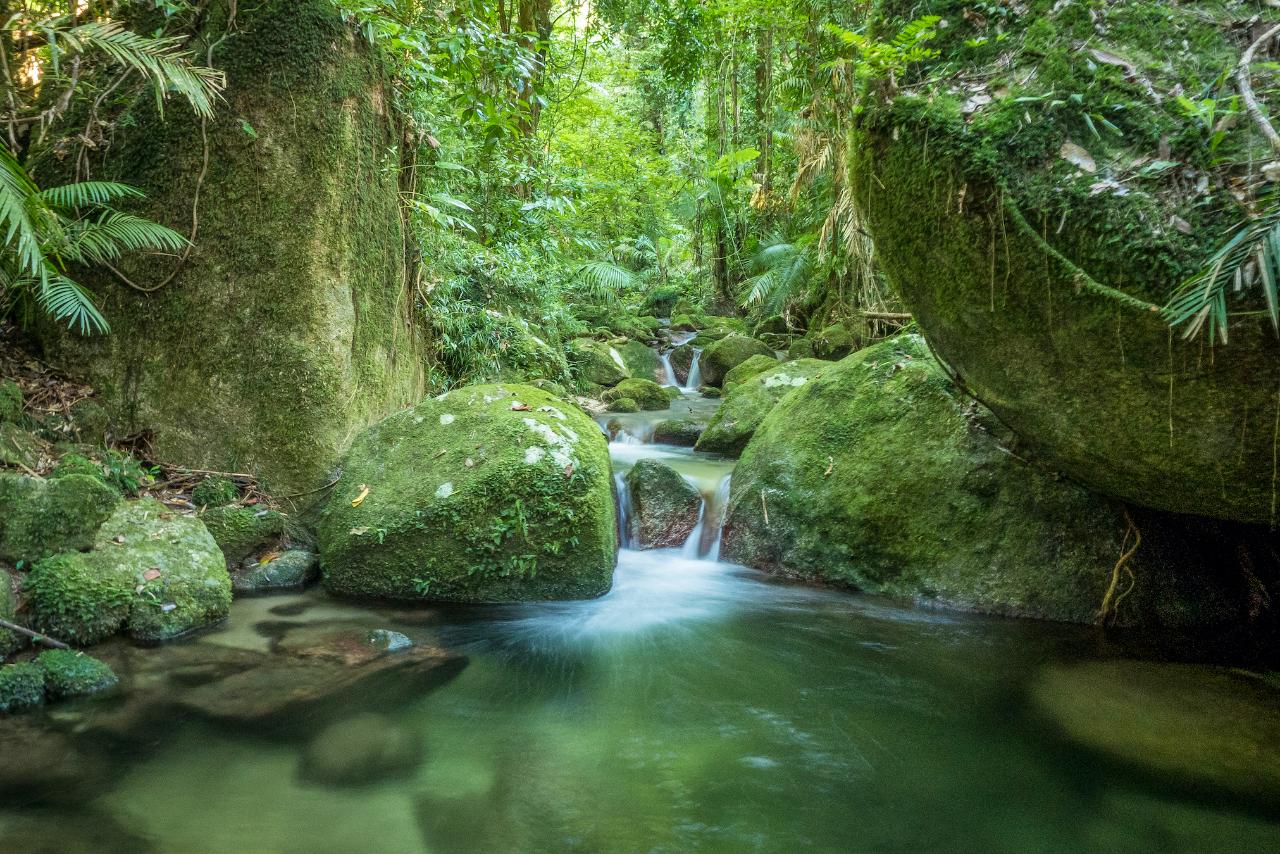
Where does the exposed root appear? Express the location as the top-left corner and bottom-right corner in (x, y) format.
(1098, 509), (1141, 626)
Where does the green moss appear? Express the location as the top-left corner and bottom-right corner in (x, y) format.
(652, 419), (702, 447)
(0, 663), (45, 713)
(698, 335), (775, 387)
(641, 285), (683, 317)
(722, 335), (1175, 624)
(0, 473), (120, 564)
(602, 378), (669, 411)
(0, 571), (20, 658)
(567, 338), (630, 387)
(36, 649), (118, 699)
(721, 355), (779, 391)
(33, 0), (427, 497)
(606, 397), (639, 413)
(192, 476), (239, 508)
(812, 324), (856, 361)
(615, 340), (661, 381)
(24, 499), (230, 644)
(0, 422), (43, 470)
(49, 453), (109, 486)
(624, 459), (701, 549)
(696, 359), (829, 457)
(669, 313), (698, 332)
(201, 506), (285, 566)
(319, 384), (616, 602)
(0, 380), (22, 423)
(788, 338), (816, 360)
(752, 315), (789, 336)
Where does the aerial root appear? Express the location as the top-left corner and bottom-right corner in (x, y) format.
(1097, 509), (1141, 626)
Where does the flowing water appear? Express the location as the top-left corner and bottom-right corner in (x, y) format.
(2, 353), (1279, 853)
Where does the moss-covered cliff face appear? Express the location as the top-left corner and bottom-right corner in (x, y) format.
(33, 0), (425, 494)
(854, 2), (1280, 524)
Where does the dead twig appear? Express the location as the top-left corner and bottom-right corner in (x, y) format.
(1236, 22), (1280, 156)
(0, 618), (71, 650)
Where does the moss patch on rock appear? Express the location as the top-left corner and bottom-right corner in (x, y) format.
(652, 419), (703, 447)
(721, 354), (780, 391)
(606, 397), (639, 413)
(721, 334), (1232, 625)
(624, 460), (702, 549)
(0, 663), (45, 713)
(24, 499), (231, 644)
(192, 476), (239, 509)
(699, 335), (774, 387)
(0, 473), (120, 564)
(202, 505), (286, 566)
(37, 650), (118, 699)
(616, 340), (661, 382)
(602, 378), (670, 411)
(568, 338), (630, 387)
(319, 384), (616, 602)
(696, 359), (828, 457)
(812, 323), (856, 361)
(33, 0), (428, 496)
(0, 380), (22, 423)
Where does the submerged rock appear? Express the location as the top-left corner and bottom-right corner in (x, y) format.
(652, 419), (703, 447)
(319, 384), (616, 602)
(0, 473), (119, 564)
(722, 335), (1225, 624)
(298, 712), (423, 787)
(602, 378), (670, 411)
(24, 499), (231, 644)
(1031, 660), (1280, 808)
(699, 335), (774, 387)
(233, 549), (319, 594)
(696, 359), (828, 457)
(625, 460), (702, 549)
(568, 338), (630, 387)
(721, 354), (779, 391)
(0, 718), (112, 804)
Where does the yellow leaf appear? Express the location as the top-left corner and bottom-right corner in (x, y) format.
(351, 484), (370, 507)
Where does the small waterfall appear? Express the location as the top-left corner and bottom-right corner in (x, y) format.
(659, 351), (679, 387)
(682, 350), (702, 392)
(614, 472), (632, 549)
(704, 475), (731, 561)
(678, 473), (732, 560)
(680, 496), (707, 559)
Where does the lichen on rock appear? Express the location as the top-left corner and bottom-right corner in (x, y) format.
(319, 384), (616, 602)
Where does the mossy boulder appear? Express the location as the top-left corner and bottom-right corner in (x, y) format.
(0, 422), (45, 470)
(233, 549), (319, 594)
(721, 354), (779, 391)
(852, 4), (1280, 524)
(0, 663), (45, 713)
(0, 472), (120, 564)
(37, 650), (118, 700)
(669, 313), (699, 332)
(606, 397), (639, 413)
(49, 453), (111, 488)
(319, 384), (616, 602)
(753, 315), (789, 336)
(191, 475), (238, 508)
(758, 332), (793, 352)
(812, 323), (856, 361)
(568, 338), (630, 387)
(616, 340), (661, 382)
(34, 0), (428, 496)
(642, 285), (683, 317)
(652, 419), (703, 447)
(721, 335), (1219, 625)
(24, 499), (231, 644)
(602, 378), (670, 411)
(696, 360), (828, 457)
(202, 505), (286, 566)
(624, 460), (702, 549)
(1031, 660), (1280, 808)
(0, 380), (22, 423)
(788, 338), (816, 360)
(698, 335), (775, 387)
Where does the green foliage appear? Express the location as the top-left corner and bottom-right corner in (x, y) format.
(192, 476), (239, 509)
(24, 552), (133, 645)
(0, 662), (46, 713)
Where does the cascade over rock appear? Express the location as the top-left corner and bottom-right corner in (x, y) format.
(319, 384), (616, 602)
(34, 0), (427, 495)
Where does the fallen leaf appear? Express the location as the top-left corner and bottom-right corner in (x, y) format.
(112, 535), (125, 545)
(351, 484), (370, 507)
(258, 551), (281, 566)
(433, 449), (447, 459)
(160, 603), (177, 613)
(824, 456), (834, 477)
(143, 568), (162, 581)
(511, 402), (531, 411)
(563, 463), (575, 479)
(1059, 141), (1096, 173)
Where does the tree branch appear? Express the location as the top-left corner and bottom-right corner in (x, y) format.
(1237, 22), (1280, 156)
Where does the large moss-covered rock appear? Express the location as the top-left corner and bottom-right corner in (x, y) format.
(0, 380), (22, 423)
(602, 378), (669, 411)
(721, 354), (779, 391)
(616, 340), (661, 382)
(24, 499), (231, 643)
(722, 335), (1225, 625)
(853, 2), (1280, 524)
(812, 323), (856, 361)
(0, 662), (45, 713)
(696, 359), (828, 457)
(0, 422), (45, 470)
(319, 384), (616, 602)
(652, 419), (703, 447)
(34, 0), (427, 496)
(699, 335), (774, 387)
(624, 460), (702, 549)
(568, 338), (630, 387)
(0, 472), (120, 564)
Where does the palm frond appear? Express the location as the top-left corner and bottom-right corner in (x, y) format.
(39, 181), (145, 208)
(0, 145), (46, 278)
(33, 271), (109, 335)
(574, 260), (636, 299)
(64, 211), (187, 265)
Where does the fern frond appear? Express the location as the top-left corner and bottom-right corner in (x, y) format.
(574, 260), (636, 298)
(64, 211), (187, 265)
(0, 145), (46, 278)
(39, 181), (145, 208)
(33, 270), (110, 335)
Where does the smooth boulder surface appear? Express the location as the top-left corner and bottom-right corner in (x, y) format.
(1031, 660), (1280, 809)
(699, 335), (774, 387)
(320, 384), (616, 602)
(24, 499), (231, 643)
(568, 338), (630, 387)
(696, 359), (828, 457)
(624, 460), (702, 549)
(233, 549), (319, 594)
(616, 340), (662, 381)
(652, 419), (703, 447)
(721, 335), (1227, 625)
